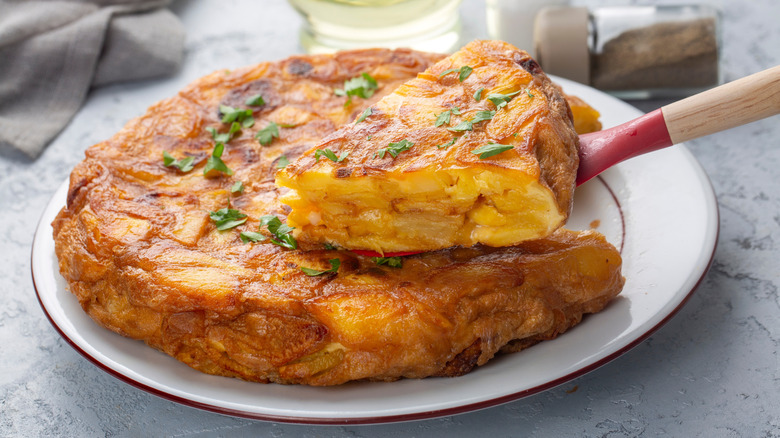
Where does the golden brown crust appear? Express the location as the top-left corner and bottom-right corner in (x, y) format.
(53, 46), (623, 385)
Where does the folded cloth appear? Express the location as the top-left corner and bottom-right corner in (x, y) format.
(0, 0), (185, 157)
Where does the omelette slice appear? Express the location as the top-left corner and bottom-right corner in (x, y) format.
(276, 40), (580, 254)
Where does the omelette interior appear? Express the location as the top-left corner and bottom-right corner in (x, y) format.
(52, 45), (622, 385)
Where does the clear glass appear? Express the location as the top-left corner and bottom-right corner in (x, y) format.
(288, 0), (463, 54)
(589, 5), (722, 99)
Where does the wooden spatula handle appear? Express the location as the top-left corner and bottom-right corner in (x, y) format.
(662, 65), (780, 144)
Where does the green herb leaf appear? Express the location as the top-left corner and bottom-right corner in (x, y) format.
(275, 155), (290, 169)
(446, 110), (495, 132)
(240, 230), (266, 243)
(356, 107), (373, 124)
(434, 110), (451, 127)
(209, 207), (247, 231)
(474, 87), (485, 101)
(439, 66), (473, 82)
(526, 89), (534, 98)
(300, 258), (341, 276)
(259, 215), (297, 250)
(162, 151), (195, 173)
(231, 181), (244, 194)
(335, 73), (379, 106)
(486, 90), (523, 109)
(228, 121), (241, 137)
(439, 68), (458, 77)
(324, 242), (337, 250)
(436, 105), (464, 128)
(245, 94), (265, 106)
(375, 139), (414, 159)
(471, 143), (514, 159)
(470, 110), (496, 124)
(436, 136), (458, 150)
(255, 121), (279, 146)
(447, 120), (473, 132)
(162, 150), (175, 166)
(458, 65), (473, 81)
(314, 148), (349, 163)
(219, 105), (254, 124)
(203, 142), (233, 176)
(207, 122), (242, 144)
(371, 256), (403, 268)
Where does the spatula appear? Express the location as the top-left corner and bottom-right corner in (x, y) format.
(576, 65), (780, 184)
(353, 65), (780, 257)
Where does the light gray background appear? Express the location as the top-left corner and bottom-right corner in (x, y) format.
(2, 0), (778, 436)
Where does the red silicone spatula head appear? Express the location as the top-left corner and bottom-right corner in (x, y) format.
(575, 109), (672, 186)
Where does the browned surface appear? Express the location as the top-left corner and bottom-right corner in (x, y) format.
(282, 41), (577, 190)
(52, 47), (623, 385)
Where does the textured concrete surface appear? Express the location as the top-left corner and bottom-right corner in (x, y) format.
(2, 0), (778, 436)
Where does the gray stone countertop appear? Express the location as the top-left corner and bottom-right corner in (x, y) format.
(2, 0), (778, 436)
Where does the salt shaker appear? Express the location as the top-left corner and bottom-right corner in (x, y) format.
(534, 5), (722, 98)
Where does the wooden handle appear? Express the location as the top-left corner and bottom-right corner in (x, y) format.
(662, 65), (780, 144)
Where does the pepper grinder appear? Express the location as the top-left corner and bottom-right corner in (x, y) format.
(534, 5), (723, 99)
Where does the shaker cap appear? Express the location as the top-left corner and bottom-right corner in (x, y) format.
(533, 6), (590, 84)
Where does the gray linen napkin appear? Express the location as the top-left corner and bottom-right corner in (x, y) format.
(0, 0), (185, 157)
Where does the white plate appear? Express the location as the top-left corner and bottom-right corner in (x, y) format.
(32, 77), (719, 424)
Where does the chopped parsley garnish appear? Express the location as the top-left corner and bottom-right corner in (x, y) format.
(375, 139), (413, 159)
(209, 207), (247, 231)
(245, 94), (265, 106)
(162, 151), (195, 173)
(219, 105), (254, 128)
(371, 256), (403, 268)
(447, 119), (473, 132)
(231, 181), (244, 194)
(324, 242), (337, 250)
(255, 121), (279, 146)
(439, 65), (473, 82)
(259, 215), (297, 250)
(434, 107), (461, 127)
(314, 148), (349, 163)
(206, 122), (241, 144)
(239, 231), (265, 243)
(275, 155), (290, 169)
(300, 258), (341, 276)
(335, 73), (378, 106)
(203, 142), (233, 176)
(447, 110), (495, 133)
(471, 143), (514, 159)
(356, 107), (373, 124)
(436, 136), (458, 150)
(471, 110), (496, 124)
(474, 87), (485, 101)
(526, 89), (535, 98)
(486, 90), (523, 109)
